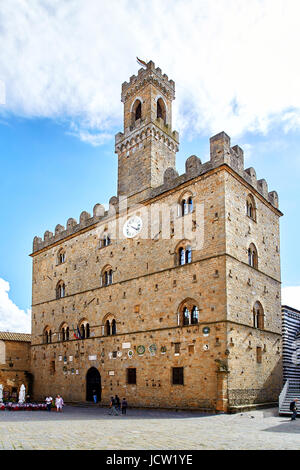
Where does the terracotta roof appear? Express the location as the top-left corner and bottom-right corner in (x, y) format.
(0, 332), (31, 342)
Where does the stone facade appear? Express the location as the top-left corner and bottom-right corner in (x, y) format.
(0, 332), (32, 400)
(30, 61), (283, 412)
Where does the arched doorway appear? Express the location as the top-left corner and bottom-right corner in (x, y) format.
(86, 367), (101, 402)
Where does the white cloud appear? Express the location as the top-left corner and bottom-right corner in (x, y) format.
(0, 0), (300, 143)
(0, 279), (31, 333)
(282, 286), (300, 312)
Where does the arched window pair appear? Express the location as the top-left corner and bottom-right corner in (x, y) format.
(60, 323), (69, 341)
(179, 196), (193, 216)
(56, 281), (65, 299)
(178, 300), (199, 326)
(178, 246), (192, 265)
(79, 320), (90, 339)
(253, 301), (264, 329)
(43, 327), (52, 344)
(248, 244), (258, 269)
(246, 194), (256, 221)
(100, 234), (111, 248)
(105, 319), (116, 336)
(101, 267), (113, 286)
(57, 248), (66, 265)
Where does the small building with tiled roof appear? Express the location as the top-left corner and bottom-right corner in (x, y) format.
(0, 331), (32, 401)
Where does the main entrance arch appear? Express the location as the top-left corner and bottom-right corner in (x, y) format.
(86, 367), (101, 402)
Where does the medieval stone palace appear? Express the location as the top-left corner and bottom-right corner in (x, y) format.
(30, 61), (283, 412)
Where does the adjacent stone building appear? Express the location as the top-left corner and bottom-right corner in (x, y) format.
(0, 332), (32, 400)
(30, 61), (283, 412)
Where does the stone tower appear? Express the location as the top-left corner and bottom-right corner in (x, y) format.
(115, 60), (179, 200)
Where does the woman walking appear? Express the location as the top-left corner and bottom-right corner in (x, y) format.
(55, 394), (64, 412)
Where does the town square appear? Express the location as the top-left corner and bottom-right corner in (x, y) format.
(0, 406), (299, 450)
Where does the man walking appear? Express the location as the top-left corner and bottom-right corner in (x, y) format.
(109, 396), (119, 415)
(45, 395), (53, 412)
(290, 398), (298, 421)
(121, 397), (128, 415)
(115, 394), (120, 412)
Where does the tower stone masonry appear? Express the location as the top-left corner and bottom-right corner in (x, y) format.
(30, 60), (283, 412)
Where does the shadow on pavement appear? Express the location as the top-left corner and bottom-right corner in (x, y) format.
(262, 419), (300, 434)
(0, 406), (214, 423)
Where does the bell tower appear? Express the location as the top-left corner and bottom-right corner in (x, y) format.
(115, 60), (179, 200)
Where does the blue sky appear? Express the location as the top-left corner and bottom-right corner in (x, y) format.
(0, 0), (300, 331)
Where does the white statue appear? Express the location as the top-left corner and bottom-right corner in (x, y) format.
(18, 384), (25, 404)
(0, 384), (3, 403)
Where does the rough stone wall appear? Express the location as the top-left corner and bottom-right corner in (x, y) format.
(31, 171), (229, 408)
(30, 162), (282, 410)
(0, 341), (31, 398)
(224, 171), (282, 406)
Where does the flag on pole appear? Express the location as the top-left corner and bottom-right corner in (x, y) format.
(72, 324), (81, 339)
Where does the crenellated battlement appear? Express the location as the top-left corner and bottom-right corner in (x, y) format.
(32, 202), (112, 253)
(32, 131), (280, 254)
(121, 60), (175, 103)
(151, 131), (280, 209)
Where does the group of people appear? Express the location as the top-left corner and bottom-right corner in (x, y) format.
(45, 392), (127, 415)
(45, 395), (64, 412)
(109, 395), (127, 415)
(91, 390), (128, 415)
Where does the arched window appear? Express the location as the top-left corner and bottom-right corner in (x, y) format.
(131, 99), (142, 125)
(100, 233), (111, 248)
(191, 306), (199, 324)
(178, 299), (200, 326)
(103, 314), (116, 336)
(135, 102), (141, 121)
(57, 248), (66, 265)
(179, 193), (193, 216)
(60, 323), (69, 341)
(101, 266), (113, 286)
(43, 326), (52, 344)
(56, 281), (65, 299)
(253, 301), (264, 329)
(111, 319), (117, 335)
(106, 319), (111, 336)
(183, 307), (190, 326)
(246, 194), (256, 221)
(157, 98), (167, 123)
(176, 241), (192, 266)
(248, 243), (258, 269)
(78, 319), (90, 339)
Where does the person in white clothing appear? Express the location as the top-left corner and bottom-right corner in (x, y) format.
(45, 396), (53, 412)
(55, 395), (64, 412)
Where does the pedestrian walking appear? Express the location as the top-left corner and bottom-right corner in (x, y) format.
(92, 389), (97, 404)
(55, 394), (64, 412)
(115, 394), (120, 411)
(45, 395), (53, 412)
(121, 398), (128, 415)
(290, 398), (298, 420)
(109, 396), (119, 415)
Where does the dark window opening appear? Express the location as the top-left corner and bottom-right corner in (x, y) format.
(127, 368), (136, 384)
(172, 367), (184, 385)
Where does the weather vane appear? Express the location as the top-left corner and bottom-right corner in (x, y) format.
(136, 57), (147, 68)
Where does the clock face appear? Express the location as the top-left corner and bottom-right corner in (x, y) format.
(123, 215), (143, 238)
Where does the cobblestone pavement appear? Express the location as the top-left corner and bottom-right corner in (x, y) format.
(0, 406), (299, 450)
